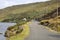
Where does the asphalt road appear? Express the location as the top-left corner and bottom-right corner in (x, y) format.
(25, 20), (60, 40)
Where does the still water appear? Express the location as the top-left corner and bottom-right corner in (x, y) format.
(0, 23), (16, 40)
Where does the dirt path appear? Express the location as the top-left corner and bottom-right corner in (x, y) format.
(25, 20), (60, 40)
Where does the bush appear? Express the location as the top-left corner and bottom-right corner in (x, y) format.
(5, 25), (23, 37)
(40, 22), (44, 25)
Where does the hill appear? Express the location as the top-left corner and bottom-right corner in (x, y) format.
(40, 7), (60, 20)
(0, 0), (60, 23)
(40, 7), (60, 32)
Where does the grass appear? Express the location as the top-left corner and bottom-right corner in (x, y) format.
(0, 0), (60, 22)
(6, 22), (30, 40)
(40, 16), (60, 32)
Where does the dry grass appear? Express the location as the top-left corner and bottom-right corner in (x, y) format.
(40, 16), (60, 32)
(6, 22), (30, 40)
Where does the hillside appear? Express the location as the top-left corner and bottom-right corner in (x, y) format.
(40, 7), (60, 32)
(40, 7), (60, 20)
(0, 0), (60, 23)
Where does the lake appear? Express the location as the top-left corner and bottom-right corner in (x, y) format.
(0, 23), (16, 40)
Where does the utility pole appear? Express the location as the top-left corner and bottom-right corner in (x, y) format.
(56, 0), (58, 31)
(57, 0), (58, 18)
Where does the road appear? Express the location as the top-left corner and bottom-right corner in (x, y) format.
(25, 20), (60, 40)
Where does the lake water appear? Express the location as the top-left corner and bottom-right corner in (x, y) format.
(0, 23), (16, 40)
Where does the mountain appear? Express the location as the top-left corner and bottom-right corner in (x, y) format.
(0, 0), (60, 22)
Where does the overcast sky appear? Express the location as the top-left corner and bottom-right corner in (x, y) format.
(0, 0), (49, 9)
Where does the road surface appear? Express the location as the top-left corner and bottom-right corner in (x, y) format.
(25, 20), (60, 40)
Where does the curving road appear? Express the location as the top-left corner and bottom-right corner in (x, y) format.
(25, 20), (60, 40)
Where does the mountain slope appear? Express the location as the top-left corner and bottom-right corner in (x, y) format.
(0, 0), (60, 22)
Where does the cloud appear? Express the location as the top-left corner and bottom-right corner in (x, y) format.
(0, 0), (49, 9)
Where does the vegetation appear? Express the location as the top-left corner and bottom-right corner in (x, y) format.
(6, 22), (30, 40)
(4, 25), (23, 37)
(0, 0), (60, 40)
(40, 7), (60, 32)
(4, 19), (28, 37)
(0, 0), (60, 23)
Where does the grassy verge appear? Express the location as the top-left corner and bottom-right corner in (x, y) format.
(45, 26), (60, 34)
(40, 16), (60, 33)
(6, 22), (30, 40)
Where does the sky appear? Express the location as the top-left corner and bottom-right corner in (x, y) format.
(0, 0), (49, 9)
